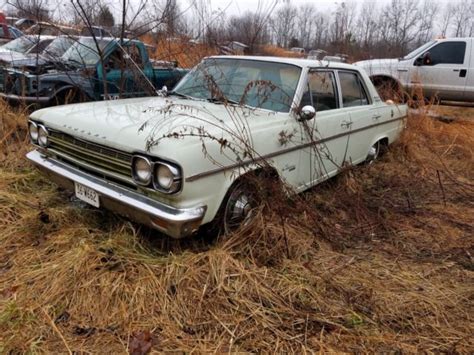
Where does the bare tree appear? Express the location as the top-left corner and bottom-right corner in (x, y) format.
(380, 0), (420, 56)
(7, 0), (51, 20)
(415, 0), (439, 46)
(271, 4), (297, 48)
(356, 0), (381, 53)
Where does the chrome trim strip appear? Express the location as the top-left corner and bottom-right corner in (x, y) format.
(27, 150), (207, 238)
(186, 115), (407, 182)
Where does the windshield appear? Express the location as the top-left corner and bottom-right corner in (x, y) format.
(173, 58), (302, 112)
(2, 36), (35, 53)
(61, 37), (110, 66)
(403, 41), (435, 60)
(43, 37), (74, 58)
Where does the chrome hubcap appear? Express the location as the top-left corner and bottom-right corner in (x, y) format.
(367, 142), (380, 163)
(224, 189), (256, 232)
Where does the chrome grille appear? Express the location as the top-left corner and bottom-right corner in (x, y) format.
(48, 130), (133, 177)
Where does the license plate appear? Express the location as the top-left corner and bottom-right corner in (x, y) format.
(74, 182), (100, 208)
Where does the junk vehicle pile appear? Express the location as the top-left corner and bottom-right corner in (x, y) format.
(0, 16), (187, 107)
(0, 36), (186, 106)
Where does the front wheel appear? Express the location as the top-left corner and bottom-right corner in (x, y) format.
(222, 180), (260, 234)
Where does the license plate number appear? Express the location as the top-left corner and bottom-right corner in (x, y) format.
(74, 182), (100, 208)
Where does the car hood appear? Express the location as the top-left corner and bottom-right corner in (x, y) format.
(354, 58), (399, 68)
(0, 51), (47, 67)
(30, 96), (276, 155)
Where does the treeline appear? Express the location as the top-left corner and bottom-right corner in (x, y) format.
(190, 0), (474, 59)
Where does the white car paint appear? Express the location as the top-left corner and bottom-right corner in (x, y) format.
(27, 56), (407, 237)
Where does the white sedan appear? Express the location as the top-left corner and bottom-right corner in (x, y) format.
(26, 56), (407, 238)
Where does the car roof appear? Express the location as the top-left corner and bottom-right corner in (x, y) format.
(208, 55), (356, 70)
(24, 34), (56, 40)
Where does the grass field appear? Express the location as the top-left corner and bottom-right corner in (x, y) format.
(0, 100), (473, 353)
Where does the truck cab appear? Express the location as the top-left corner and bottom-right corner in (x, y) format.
(355, 38), (473, 103)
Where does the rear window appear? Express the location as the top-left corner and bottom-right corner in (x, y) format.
(300, 71), (338, 112)
(339, 71), (369, 108)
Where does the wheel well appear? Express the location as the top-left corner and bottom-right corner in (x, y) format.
(53, 86), (88, 104)
(379, 137), (389, 146)
(370, 76), (405, 102)
(227, 166), (280, 191)
(371, 75), (398, 85)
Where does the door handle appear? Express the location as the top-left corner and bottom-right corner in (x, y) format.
(372, 114), (382, 120)
(341, 120), (353, 128)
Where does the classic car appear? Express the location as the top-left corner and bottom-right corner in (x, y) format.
(354, 37), (474, 102)
(0, 34), (55, 55)
(26, 56), (407, 238)
(0, 36), (187, 106)
(0, 36), (74, 70)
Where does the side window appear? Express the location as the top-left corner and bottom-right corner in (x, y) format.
(106, 49), (124, 70)
(0, 26), (5, 38)
(339, 71), (369, 108)
(126, 44), (144, 69)
(301, 71), (338, 112)
(425, 42), (466, 65)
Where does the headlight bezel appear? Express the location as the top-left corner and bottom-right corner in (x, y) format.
(37, 125), (49, 147)
(131, 155), (153, 186)
(153, 161), (182, 194)
(131, 154), (182, 194)
(28, 121), (39, 143)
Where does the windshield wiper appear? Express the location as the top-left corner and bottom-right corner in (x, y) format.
(169, 91), (195, 100)
(207, 97), (240, 105)
(66, 58), (83, 66)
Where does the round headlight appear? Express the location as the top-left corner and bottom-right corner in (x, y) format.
(38, 125), (49, 147)
(154, 163), (181, 193)
(29, 121), (38, 142)
(132, 156), (152, 185)
(156, 164), (174, 189)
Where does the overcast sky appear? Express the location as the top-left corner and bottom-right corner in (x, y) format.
(0, 0), (391, 17)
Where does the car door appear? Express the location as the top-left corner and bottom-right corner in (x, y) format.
(297, 69), (352, 190)
(336, 70), (378, 164)
(98, 43), (152, 99)
(464, 39), (474, 102)
(409, 41), (469, 101)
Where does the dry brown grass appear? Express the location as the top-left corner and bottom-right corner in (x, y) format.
(0, 98), (473, 353)
(433, 104), (474, 121)
(142, 35), (218, 68)
(258, 45), (303, 58)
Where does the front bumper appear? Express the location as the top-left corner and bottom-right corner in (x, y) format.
(26, 150), (207, 238)
(0, 92), (51, 106)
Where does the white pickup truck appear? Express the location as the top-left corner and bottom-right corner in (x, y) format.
(355, 38), (473, 103)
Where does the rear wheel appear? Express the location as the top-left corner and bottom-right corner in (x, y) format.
(366, 139), (387, 164)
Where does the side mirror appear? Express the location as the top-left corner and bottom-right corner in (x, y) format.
(422, 52), (432, 66)
(299, 105), (316, 120)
